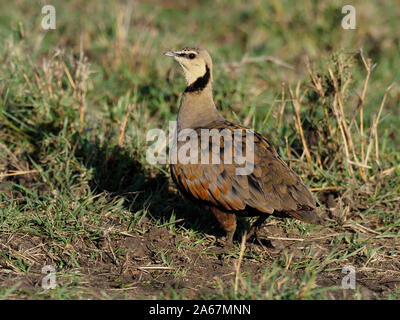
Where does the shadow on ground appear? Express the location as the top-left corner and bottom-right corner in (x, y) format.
(72, 133), (226, 240)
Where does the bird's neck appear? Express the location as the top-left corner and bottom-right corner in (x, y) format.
(177, 67), (224, 130)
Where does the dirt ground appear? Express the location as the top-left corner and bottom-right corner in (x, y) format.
(1, 203), (399, 299)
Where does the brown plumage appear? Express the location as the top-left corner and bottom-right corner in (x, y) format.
(165, 47), (324, 247)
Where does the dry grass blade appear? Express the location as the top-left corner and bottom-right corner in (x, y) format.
(358, 48), (376, 181)
(62, 62), (76, 89)
(0, 243), (39, 265)
(347, 160), (372, 169)
(0, 169), (39, 178)
(332, 92), (354, 174)
(329, 64), (358, 164)
(328, 68), (354, 175)
(284, 135), (292, 169)
(277, 82), (287, 131)
(310, 186), (339, 192)
(364, 83), (394, 172)
(306, 58), (333, 138)
(343, 222), (380, 235)
(137, 266), (175, 270)
(118, 88), (137, 147)
(234, 231), (247, 296)
(288, 83), (311, 164)
(267, 236), (304, 241)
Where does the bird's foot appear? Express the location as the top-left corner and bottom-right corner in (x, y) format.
(246, 230), (279, 255)
(212, 239), (233, 255)
(213, 230), (235, 254)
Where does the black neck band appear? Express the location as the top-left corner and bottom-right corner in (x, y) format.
(184, 65), (210, 93)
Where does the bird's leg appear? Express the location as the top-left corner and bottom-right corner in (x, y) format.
(246, 216), (267, 243)
(210, 207), (237, 248)
(225, 230), (235, 248)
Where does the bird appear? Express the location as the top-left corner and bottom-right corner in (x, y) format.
(164, 46), (324, 248)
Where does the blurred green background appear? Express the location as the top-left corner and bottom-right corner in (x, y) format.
(1, 0), (399, 132)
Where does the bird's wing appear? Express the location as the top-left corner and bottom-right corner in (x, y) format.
(253, 130), (316, 211)
(170, 121), (316, 215)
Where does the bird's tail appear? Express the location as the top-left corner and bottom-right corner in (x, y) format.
(287, 209), (326, 226)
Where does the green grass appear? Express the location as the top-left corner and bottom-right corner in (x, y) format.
(0, 0), (399, 299)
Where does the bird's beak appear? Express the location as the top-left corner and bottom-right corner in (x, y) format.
(164, 50), (177, 57)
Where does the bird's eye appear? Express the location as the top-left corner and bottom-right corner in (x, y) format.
(188, 53), (196, 59)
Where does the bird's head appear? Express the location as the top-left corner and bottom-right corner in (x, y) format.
(164, 47), (212, 88)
